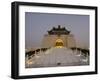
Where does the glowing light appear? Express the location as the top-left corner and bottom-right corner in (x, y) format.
(27, 60), (33, 65)
(56, 46), (63, 48)
(55, 39), (64, 48)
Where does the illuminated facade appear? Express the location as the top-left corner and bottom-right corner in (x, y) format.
(42, 25), (76, 48)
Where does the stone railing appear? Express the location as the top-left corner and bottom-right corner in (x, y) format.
(25, 47), (50, 59)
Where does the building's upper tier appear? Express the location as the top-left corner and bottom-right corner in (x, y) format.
(48, 25), (70, 35)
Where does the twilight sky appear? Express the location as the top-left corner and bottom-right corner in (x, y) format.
(25, 12), (89, 49)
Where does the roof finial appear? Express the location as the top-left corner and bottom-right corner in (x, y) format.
(58, 25), (61, 29)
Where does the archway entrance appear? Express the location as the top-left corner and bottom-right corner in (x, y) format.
(55, 39), (64, 48)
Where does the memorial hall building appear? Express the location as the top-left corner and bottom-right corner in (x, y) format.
(42, 25), (76, 48)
